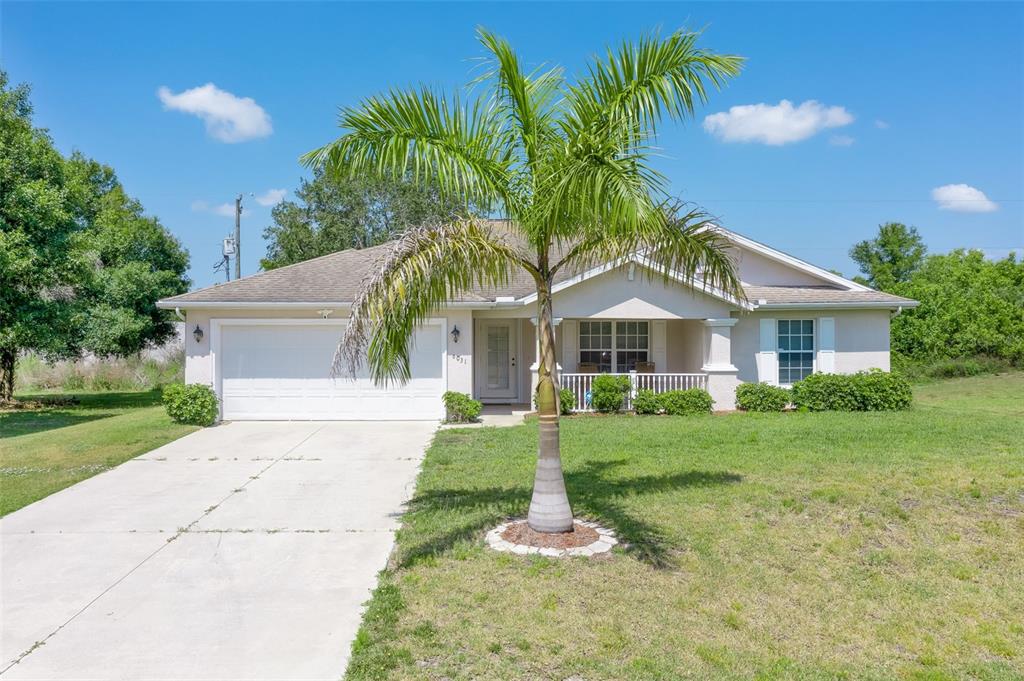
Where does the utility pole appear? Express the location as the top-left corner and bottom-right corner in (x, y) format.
(234, 194), (243, 280)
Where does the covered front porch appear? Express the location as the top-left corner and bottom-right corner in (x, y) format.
(470, 316), (740, 412)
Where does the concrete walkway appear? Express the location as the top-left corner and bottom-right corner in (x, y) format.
(0, 421), (436, 680)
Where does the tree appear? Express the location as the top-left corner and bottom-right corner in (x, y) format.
(849, 222), (926, 290)
(0, 72), (189, 401)
(891, 250), (1024, 363)
(304, 28), (745, 533)
(261, 171), (466, 270)
(65, 154), (190, 356)
(0, 72), (80, 402)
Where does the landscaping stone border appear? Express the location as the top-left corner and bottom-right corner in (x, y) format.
(485, 519), (618, 558)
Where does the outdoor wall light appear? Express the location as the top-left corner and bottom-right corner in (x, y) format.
(450, 325), (461, 343)
(193, 325), (204, 343)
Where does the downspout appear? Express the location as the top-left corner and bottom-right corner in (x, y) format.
(173, 307), (186, 322)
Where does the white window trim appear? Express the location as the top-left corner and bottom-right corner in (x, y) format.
(776, 318), (816, 387)
(578, 320), (651, 373)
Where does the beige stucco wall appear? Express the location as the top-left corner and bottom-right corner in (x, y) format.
(731, 309), (892, 383)
(732, 246), (832, 286)
(665, 319), (704, 373)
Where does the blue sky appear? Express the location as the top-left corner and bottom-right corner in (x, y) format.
(5, 1), (1022, 289)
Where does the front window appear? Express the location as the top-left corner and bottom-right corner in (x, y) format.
(579, 321), (612, 372)
(778, 319), (814, 384)
(615, 321), (649, 372)
(579, 321), (649, 372)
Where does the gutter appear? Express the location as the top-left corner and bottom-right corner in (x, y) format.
(155, 300), (521, 311)
(753, 301), (919, 310)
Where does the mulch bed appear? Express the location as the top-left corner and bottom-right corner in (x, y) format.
(500, 520), (599, 549)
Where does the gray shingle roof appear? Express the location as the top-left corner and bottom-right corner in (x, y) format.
(159, 225), (916, 309)
(744, 285), (916, 307)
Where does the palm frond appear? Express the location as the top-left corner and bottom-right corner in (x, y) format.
(474, 27), (564, 169)
(339, 218), (528, 384)
(552, 202), (745, 304)
(301, 86), (515, 213)
(565, 28), (743, 139)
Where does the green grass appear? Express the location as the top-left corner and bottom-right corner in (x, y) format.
(347, 373), (1024, 680)
(0, 390), (198, 516)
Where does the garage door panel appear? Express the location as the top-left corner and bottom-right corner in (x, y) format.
(218, 322), (445, 421)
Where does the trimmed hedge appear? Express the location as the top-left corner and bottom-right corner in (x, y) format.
(736, 383), (791, 412)
(442, 391), (482, 423)
(591, 374), (631, 413)
(633, 388), (713, 415)
(659, 388), (714, 415)
(162, 383), (219, 426)
(633, 389), (661, 415)
(791, 370), (912, 412)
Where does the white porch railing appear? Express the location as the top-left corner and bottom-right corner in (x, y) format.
(560, 372), (708, 413)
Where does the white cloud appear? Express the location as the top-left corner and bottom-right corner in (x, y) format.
(158, 83), (272, 143)
(255, 188), (287, 206)
(931, 184), (998, 213)
(702, 99), (854, 145)
(874, 119), (890, 129)
(829, 134), (855, 147)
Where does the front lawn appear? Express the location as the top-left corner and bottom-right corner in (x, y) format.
(349, 373), (1024, 680)
(0, 390), (198, 516)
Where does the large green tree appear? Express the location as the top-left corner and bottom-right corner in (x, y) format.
(891, 250), (1024, 363)
(0, 73), (189, 401)
(0, 72), (80, 401)
(850, 222), (927, 290)
(304, 28), (744, 533)
(261, 171), (466, 270)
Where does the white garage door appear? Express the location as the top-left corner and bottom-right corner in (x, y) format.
(216, 320), (445, 421)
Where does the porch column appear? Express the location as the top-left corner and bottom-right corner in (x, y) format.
(701, 318), (740, 412)
(530, 316), (562, 402)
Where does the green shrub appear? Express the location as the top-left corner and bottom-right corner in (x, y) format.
(894, 355), (1013, 382)
(853, 369), (913, 411)
(442, 391), (482, 423)
(791, 371), (912, 412)
(633, 389), (661, 415)
(559, 388), (576, 415)
(162, 383), (219, 425)
(591, 374), (631, 412)
(658, 388), (714, 415)
(736, 383), (791, 412)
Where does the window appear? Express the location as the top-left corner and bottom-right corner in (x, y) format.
(615, 321), (649, 372)
(579, 321), (649, 372)
(578, 321), (612, 372)
(778, 319), (814, 384)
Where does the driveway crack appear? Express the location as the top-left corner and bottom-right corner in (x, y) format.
(1, 424), (326, 675)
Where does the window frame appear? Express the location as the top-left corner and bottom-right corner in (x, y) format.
(578, 320), (650, 373)
(777, 319), (815, 386)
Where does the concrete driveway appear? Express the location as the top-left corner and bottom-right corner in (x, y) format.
(0, 421), (436, 680)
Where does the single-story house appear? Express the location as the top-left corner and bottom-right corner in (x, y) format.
(157, 225), (917, 421)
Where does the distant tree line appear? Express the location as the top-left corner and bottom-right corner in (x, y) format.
(0, 72), (189, 402)
(259, 170), (469, 271)
(850, 223), (1023, 366)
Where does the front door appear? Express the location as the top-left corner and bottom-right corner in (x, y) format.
(478, 320), (518, 401)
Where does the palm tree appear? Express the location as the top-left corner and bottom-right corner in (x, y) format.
(303, 28), (746, 533)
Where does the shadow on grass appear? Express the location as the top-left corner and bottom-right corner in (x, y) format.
(0, 390), (164, 439)
(398, 459), (741, 570)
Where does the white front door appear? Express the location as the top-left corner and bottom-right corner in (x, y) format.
(477, 320), (518, 401)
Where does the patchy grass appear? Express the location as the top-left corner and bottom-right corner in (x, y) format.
(0, 390), (197, 515)
(348, 373), (1024, 680)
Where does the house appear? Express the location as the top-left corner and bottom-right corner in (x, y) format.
(157, 225), (917, 420)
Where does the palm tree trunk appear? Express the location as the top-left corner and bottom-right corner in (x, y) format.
(0, 347), (16, 404)
(527, 282), (574, 533)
